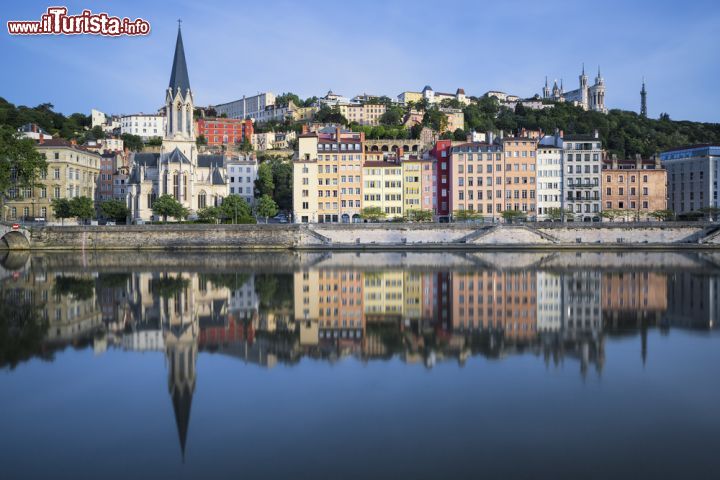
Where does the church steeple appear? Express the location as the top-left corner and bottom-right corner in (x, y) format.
(640, 78), (647, 118)
(169, 21), (190, 95)
(165, 21), (194, 142)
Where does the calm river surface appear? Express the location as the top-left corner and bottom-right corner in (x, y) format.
(1, 250), (719, 479)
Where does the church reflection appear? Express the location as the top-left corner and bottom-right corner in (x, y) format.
(1, 253), (719, 458)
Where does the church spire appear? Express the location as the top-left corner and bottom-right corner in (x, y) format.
(169, 21), (191, 94)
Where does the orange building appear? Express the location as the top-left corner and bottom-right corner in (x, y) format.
(501, 137), (538, 219)
(601, 155), (667, 220)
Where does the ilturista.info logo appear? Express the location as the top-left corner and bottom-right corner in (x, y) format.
(7, 6), (150, 36)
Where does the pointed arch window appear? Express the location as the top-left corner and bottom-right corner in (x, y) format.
(173, 172), (179, 198)
(198, 191), (207, 209)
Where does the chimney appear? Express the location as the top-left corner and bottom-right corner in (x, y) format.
(301, 124), (309, 135)
(70, 138), (77, 145)
(593, 129), (599, 139)
(38, 135), (44, 144)
(654, 154), (661, 168)
(499, 130), (504, 140)
(635, 153), (642, 169)
(487, 131), (494, 145)
(559, 130), (564, 138)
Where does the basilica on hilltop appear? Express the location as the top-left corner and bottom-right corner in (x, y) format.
(542, 65), (607, 113)
(127, 24), (227, 221)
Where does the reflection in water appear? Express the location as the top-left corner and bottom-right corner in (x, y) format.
(1, 251), (719, 462)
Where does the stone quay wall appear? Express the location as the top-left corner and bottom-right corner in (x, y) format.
(3, 222), (720, 251)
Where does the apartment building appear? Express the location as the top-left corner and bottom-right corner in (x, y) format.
(292, 128), (364, 223)
(602, 155), (667, 220)
(226, 155), (258, 205)
(501, 136), (538, 219)
(196, 118), (253, 147)
(213, 92), (275, 120)
(563, 132), (602, 221)
(449, 142), (504, 219)
(402, 155), (435, 214)
(660, 144), (720, 215)
(536, 144), (563, 220)
(120, 114), (165, 139)
(338, 103), (387, 126)
(4, 139), (101, 222)
(363, 154), (403, 219)
(431, 140), (453, 220)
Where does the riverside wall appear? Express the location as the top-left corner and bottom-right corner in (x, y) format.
(4, 222), (720, 251)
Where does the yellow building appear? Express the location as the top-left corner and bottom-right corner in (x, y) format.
(402, 157), (423, 214)
(362, 154), (404, 219)
(292, 128), (364, 223)
(397, 91), (423, 105)
(4, 139), (101, 222)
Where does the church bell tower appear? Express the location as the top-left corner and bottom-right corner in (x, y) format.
(163, 21), (195, 159)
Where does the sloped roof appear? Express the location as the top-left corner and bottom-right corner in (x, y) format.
(198, 154), (224, 168)
(211, 168), (225, 185)
(133, 152), (160, 166)
(163, 148), (191, 165)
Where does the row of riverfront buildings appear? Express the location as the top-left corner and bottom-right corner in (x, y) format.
(291, 127), (707, 223)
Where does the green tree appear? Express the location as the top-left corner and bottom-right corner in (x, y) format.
(501, 209), (527, 223)
(649, 209), (674, 221)
(69, 196), (95, 222)
(256, 194), (278, 223)
(698, 206), (720, 221)
(196, 134), (208, 147)
(405, 209), (433, 222)
(120, 133), (143, 151)
(100, 199), (129, 223)
(379, 106), (405, 126)
(453, 128), (466, 141)
(151, 194), (188, 222)
(423, 108), (448, 132)
(146, 136), (163, 147)
(360, 206), (386, 222)
(453, 209), (482, 222)
(0, 126), (47, 209)
(197, 206), (221, 223)
(255, 162), (274, 198)
(90, 125), (106, 139)
(270, 159), (293, 211)
(219, 194), (253, 223)
(238, 137), (252, 153)
(600, 209), (623, 222)
(275, 92), (303, 107)
(314, 105), (348, 125)
(545, 207), (573, 222)
(51, 198), (72, 225)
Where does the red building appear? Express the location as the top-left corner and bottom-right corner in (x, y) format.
(196, 117), (254, 146)
(431, 140), (453, 220)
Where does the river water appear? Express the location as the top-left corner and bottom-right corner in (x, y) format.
(1, 250), (719, 479)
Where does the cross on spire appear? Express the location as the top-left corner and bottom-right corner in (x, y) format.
(177, 19), (182, 29)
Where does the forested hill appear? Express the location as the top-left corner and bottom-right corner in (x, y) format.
(462, 99), (720, 158)
(2, 95), (719, 159)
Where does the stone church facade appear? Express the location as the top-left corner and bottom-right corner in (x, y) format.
(127, 25), (227, 222)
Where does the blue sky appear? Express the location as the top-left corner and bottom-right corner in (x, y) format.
(1, 0), (719, 122)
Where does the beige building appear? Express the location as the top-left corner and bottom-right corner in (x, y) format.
(338, 103), (387, 126)
(4, 138), (101, 223)
(293, 127), (365, 223)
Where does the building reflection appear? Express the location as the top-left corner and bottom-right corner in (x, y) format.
(2, 256), (719, 458)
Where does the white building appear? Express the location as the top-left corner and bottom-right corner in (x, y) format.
(120, 114), (166, 139)
(91, 108), (107, 128)
(99, 138), (124, 152)
(226, 155), (258, 205)
(536, 144), (563, 220)
(17, 123), (53, 141)
(563, 132), (603, 222)
(213, 92), (275, 120)
(536, 272), (562, 332)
